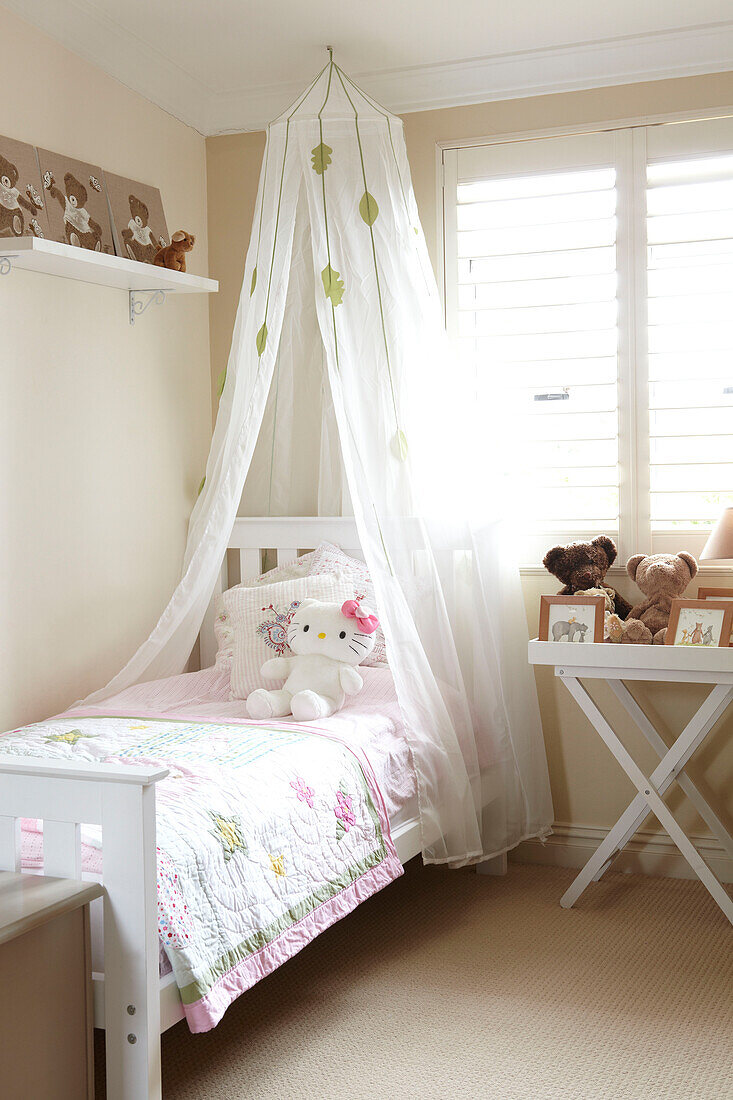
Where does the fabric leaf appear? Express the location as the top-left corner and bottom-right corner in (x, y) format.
(250, 266), (257, 296)
(393, 429), (408, 461)
(359, 191), (379, 226)
(311, 143), (333, 175)
(256, 323), (268, 356)
(197, 475), (206, 496)
(321, 264), (345, 307)
(216, 367), (227, 397)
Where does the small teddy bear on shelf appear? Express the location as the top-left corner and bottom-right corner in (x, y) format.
(153, 229), (195, 273)
(625, 552), (698, 644)
(246, 596), (379, 722)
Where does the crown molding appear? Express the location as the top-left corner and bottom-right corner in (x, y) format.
(2, 0), (213, 134)
(211, 22), (733, 134)
(4, 2), (733, 136)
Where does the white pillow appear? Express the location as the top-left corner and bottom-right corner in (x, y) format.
(224, 572), (361, 699)
(308, 542), (388, 667)
(213, 551), (314, 667)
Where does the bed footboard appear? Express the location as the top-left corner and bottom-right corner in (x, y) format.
(0, 755), (168, 1100)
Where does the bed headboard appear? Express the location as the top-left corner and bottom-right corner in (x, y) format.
(199, 516), (364, 667)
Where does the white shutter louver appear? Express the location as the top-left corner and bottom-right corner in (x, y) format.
(646, 152), (733, 530)
(455, 152), (620, 537)
(445, 115), (733, 559)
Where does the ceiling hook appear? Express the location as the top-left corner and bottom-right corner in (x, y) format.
(326, 45), (333, 63)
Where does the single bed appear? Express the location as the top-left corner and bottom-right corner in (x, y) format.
(0, 516), (498, 1100)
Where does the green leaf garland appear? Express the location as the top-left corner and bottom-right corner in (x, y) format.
(311, 143), (333, 175)
(321, 264), (345, 307)
(256, 322), (268, 356)
(250, 266), (257, 296)
(359, 191), (379, 226)
(393, 429), (409, 461)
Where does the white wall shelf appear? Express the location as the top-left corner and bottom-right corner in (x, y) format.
(0, 237), (218, 324)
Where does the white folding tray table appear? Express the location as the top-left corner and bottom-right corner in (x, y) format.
(528, 640), (733, 925)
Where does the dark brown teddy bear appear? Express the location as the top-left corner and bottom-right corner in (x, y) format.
(543, 536), (633, 620)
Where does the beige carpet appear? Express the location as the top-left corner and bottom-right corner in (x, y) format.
(95, 862), (733, 1099)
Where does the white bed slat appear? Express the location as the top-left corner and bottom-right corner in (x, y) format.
(199, 562), (228, 669)
(43, 819), (82, 879)
(435, 549), (456, 619)
(0, 816), (21, 872)
(240, 548), (261, 581)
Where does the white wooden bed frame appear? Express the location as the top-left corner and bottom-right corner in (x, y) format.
(0, 516), (500, 1099)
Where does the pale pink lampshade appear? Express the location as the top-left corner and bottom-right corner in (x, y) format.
(700, 507), (733, 563)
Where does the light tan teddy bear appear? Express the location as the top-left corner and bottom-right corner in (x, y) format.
(624, 552), (698, 645)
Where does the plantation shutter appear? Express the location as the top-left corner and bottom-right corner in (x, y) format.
(446, 132), (622, 561)
(645, 116), (733, 550)
(444, 115), (733, 561)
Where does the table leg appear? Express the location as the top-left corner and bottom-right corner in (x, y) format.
(558, 676), (733, 923)
(608, 680), (733, 861)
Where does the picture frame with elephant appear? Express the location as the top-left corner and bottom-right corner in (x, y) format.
(539, 594), (605, 644)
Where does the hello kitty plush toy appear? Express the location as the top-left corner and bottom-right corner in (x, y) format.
(246, 597), (380, 722)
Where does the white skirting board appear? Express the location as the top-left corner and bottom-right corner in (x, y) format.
(512, 823), (733, 884)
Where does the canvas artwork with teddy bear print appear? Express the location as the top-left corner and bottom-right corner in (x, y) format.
(104, 172), (169, 265)
(0, 134), (47, 240)
(37, 147), (114, 254)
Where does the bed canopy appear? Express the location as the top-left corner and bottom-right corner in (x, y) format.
(86, 57), (552, 866)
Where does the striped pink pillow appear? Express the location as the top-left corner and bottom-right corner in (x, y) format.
(223, 572), (361, 699)
(308, 543), (388, 668)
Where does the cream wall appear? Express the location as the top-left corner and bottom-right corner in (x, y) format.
(0, 8), (212, 729)
(205, 71), (733, 872)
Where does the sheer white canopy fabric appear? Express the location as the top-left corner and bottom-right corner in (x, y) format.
(83, 62), (552, 865)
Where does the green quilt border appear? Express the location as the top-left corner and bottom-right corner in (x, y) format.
(53, 714), (390, 1007)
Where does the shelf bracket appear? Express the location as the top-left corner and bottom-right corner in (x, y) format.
(0, 254), (18, 275)
(129, 289), (166, 326)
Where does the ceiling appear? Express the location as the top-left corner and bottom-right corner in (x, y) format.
(4, 0), (733, 134)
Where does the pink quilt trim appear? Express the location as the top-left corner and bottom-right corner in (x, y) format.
(51, 706), (404, 1031)
(184, 848), (403, 1032)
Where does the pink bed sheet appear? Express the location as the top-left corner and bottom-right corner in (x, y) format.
(64, 664), (417, 822)
(21, 664), (417, 881)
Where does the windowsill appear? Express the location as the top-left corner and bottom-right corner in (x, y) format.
(519, 563), (733, 577)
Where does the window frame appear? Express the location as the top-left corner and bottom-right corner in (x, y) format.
(439, 105), (733, 565)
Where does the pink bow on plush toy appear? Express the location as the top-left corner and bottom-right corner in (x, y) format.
(341, 598), (379, 635)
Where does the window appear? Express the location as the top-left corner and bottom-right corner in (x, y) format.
(443, 116), (733, 561)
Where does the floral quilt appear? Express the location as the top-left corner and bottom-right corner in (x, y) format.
(0, 713), (402, 1031)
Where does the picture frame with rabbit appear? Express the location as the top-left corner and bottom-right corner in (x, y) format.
(666, 599), (733, 648)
